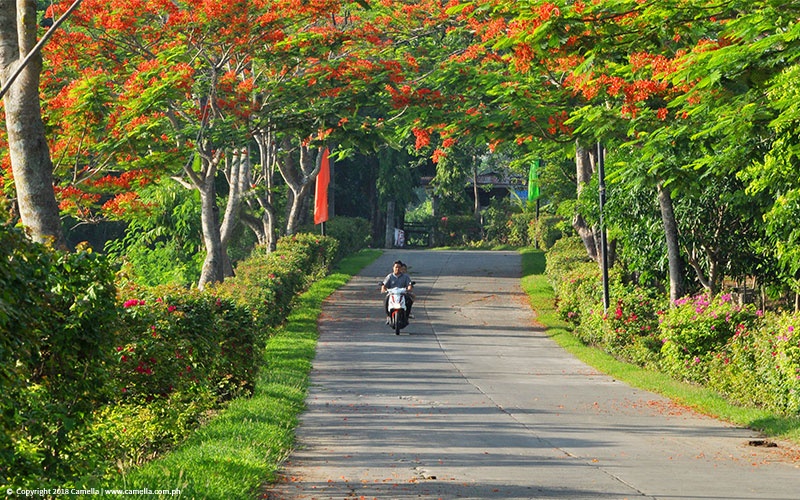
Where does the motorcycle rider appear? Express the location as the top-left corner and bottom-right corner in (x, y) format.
(381, 260), (414, 324)
(400, 262), (415, 317)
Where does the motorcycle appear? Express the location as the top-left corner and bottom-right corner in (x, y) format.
(383, 281), (415, 335)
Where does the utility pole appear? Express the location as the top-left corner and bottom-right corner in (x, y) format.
(598, 142), (610, 313)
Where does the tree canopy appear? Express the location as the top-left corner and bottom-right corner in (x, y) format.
(1, 0), (799, 299)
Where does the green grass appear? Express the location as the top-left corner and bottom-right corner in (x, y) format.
(520, 247), (800, 444)
(110, 249), (382, 499)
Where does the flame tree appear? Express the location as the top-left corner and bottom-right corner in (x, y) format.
(394, 0), (784, 301)
(38, 0), (413, 287)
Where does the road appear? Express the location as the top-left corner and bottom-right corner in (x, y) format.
(265, 250), (800, 500)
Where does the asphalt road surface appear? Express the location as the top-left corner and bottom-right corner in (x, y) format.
(265, 250), (800, 500)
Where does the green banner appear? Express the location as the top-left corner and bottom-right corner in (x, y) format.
(528, 159), (541, 202)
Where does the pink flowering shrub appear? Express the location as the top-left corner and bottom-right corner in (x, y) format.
(96, 286), (256, 473)
(709, 312), (800, 414)
(659, 293), (760, 383)
(545, 236), (800, 416)
(92, 233), (338, 477)
(757, 314), (800, 414)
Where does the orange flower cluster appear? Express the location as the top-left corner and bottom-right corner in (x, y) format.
(90, 169), (154, 191)
(537, 2), (561, 21)
(432, 149), (447, 164)
(629, 51), (682, 77)
(412, 127), (431, 149)
(54, 185), (102, 217)
(547, 110), (572, 136)
(386, 85), (443, 110)
(101, 192), (155, 219)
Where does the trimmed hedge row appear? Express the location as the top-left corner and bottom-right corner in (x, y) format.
(2, 226), (342, 489)
(547, 236), (800, 416)
(214, 233), (338, 332)
(298, 216), (370, 261)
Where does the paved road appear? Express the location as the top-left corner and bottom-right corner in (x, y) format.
(265, 250), (800, 500)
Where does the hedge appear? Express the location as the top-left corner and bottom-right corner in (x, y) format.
(1, 228), (345, 489)
(546, 236), (800, 417)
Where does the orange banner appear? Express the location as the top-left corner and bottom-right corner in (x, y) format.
(314, 147), (330, 225)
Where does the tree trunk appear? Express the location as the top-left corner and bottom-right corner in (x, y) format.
(278, 141), (324, 236)
(385, 200), (395, 248)
(181, 147), (227, 290)
(683, 205), (725, 297)
(657, 181), (685, 303)
(0, 1), (66, 248)
(219, 147), (249, 276)
(250, 128), (278, 251)
(572, 142), (600, 262)
(198, 177), (224, 290)
(685, 244), (713, 295)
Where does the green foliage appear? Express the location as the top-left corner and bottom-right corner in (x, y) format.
(481, 198), (516, 244)
(531, 215), (565, 250)
(605, 182), (668, 285)
(276, 233), (339, 284)
(325, 217), (371, 259)
(298, 216), (371, 261)
(673, 175), (767, 294)
(405, 195), (433, 223)
(90, 390), (217, 474)
(545, 237), (601, 325)
(482, 197), (539, 247)
(507, 212), (536, 247)
(105, 182), (203, 287)
(0, 222), (118, 487)
(214, 234), (338, 332)
(436, 215), (482, 246)
(376, 147), (419, 209)
(214, 247), (300, 331)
